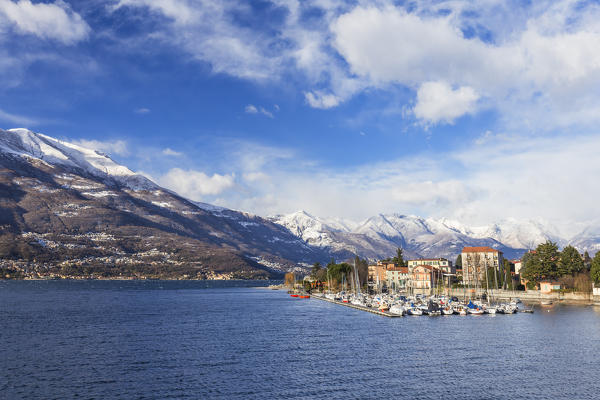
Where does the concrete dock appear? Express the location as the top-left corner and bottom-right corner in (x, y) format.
(311, 295), (402, 317)
(309, 294), (534, 315)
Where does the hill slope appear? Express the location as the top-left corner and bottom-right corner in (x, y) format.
(0, 129), (327, 279)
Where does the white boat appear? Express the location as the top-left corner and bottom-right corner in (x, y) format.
(389, 304), (405, 316)
(468, 307), (484, 315)
(441, 306), (454, 315)
(485, 306), (497, 314)
(408, 307), (423, 316)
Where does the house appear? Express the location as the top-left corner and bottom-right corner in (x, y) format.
(368, 261), (396, 288)
(386, 266), (409, 291)
(540, 281), (561, 294)
(513, 260), (522, 275)
(461, 247), (504, 286)
(409, 265), (440, 294)
(407, 258), (453, 274)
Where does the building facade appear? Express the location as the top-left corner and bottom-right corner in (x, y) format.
(368, 261), (396, 288)
(386, 267), (409, 291)
(409, 265), (437, 294)
(461, 247), (504, 286)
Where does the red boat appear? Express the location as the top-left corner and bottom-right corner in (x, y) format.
(299, 295), (310, 299)
(290, 294), (299, 297)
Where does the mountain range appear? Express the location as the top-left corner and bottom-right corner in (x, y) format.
(1, 128), (598, 279)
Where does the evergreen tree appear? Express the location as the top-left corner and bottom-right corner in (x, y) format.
(591, 252), (600, 285)
(455, 254), (462, 268)
(559, 245), (584, 276)
(392, 248), (405, 266)
(521, 241), (561, 282)
(583, 251), (592, 271)
(311, 262), (322, 278)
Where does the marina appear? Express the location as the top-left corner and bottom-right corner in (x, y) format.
(291, 290), (534, 316)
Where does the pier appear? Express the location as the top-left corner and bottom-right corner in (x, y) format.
(307, 293), (534, 316)
(312, 295), (402, 317)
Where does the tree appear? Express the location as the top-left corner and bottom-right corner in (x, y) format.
(520, 241), (561, 282)
(591, 252), (600, 285)
(583, 251), (592, 271)
(311, 262), (322, 278)
(455, 254), (462, 268)
(392, 248), (405, 267)
(559, 245), (584, 276)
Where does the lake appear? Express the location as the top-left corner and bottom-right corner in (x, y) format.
(1, 280), (600, 399)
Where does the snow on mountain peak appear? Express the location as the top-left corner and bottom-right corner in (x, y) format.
(1, 128), (156, 191)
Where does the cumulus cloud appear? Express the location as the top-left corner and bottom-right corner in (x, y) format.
(159, 168), (235, 199)
(71, 139), (129, 156)
(108, 1), (600, 128)
(0, 0), (90, 44)
(413, 81), (479, 125)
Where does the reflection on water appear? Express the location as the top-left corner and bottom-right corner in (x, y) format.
(1, 281), (600, 399)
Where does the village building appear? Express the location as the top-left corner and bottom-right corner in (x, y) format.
(406, 258), (453, 273)
(513, 260), (522, 275)
(386, 266), (409, 291)
(368, 261), (396, 288)
(461, 247), (504, 286)
(539, 281), (562, 294)
(409, 265), (439, 294)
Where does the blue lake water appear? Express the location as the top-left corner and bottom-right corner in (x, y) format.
(1, 280), (600, 399)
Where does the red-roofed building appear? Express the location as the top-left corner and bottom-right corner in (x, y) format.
(409, 265), (439, 294)
(461, 246), (504, 286)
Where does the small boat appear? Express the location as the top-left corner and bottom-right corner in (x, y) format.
(389, 304), (405, 316)
(468, 307), (484, 315)
(408, 307), (423, 316)
(485, 306), (497, 314)
(540, 300), (553, 306)
(290, 294), (299, 298)
(441, 306), (454, 315)
(299, 295), (310, 299)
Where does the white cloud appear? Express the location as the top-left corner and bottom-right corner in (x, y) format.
(134, 107), (150, 114)
(305, 91), (341, 109)
(245, 104), (274, 118)
(0, 0), (90, 44)
(159, 168), (235, 198)
(71, 139), (129, 156)
(413, 81), (479, 125)
(244, 104), (258, 114)
(162, 147), (182, 156)
(167, 131), (600, 239)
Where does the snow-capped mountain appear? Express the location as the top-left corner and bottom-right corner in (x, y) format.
(271, 211), (592, 261)
(1, 128), (157, 191)
(0, 128), (329, 278)
(570, 225), (600, 256)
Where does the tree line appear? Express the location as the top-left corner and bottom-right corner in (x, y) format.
(520, 241), (600, 291)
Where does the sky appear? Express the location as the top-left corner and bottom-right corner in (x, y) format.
(1, 0), (600, 237)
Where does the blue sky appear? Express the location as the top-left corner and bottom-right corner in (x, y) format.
(1, 0), (600, 236)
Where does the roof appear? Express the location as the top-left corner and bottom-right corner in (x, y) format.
(387, 267), (409, 273)
(461, 246), (501, 253)
(407, 258), (449, 262)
